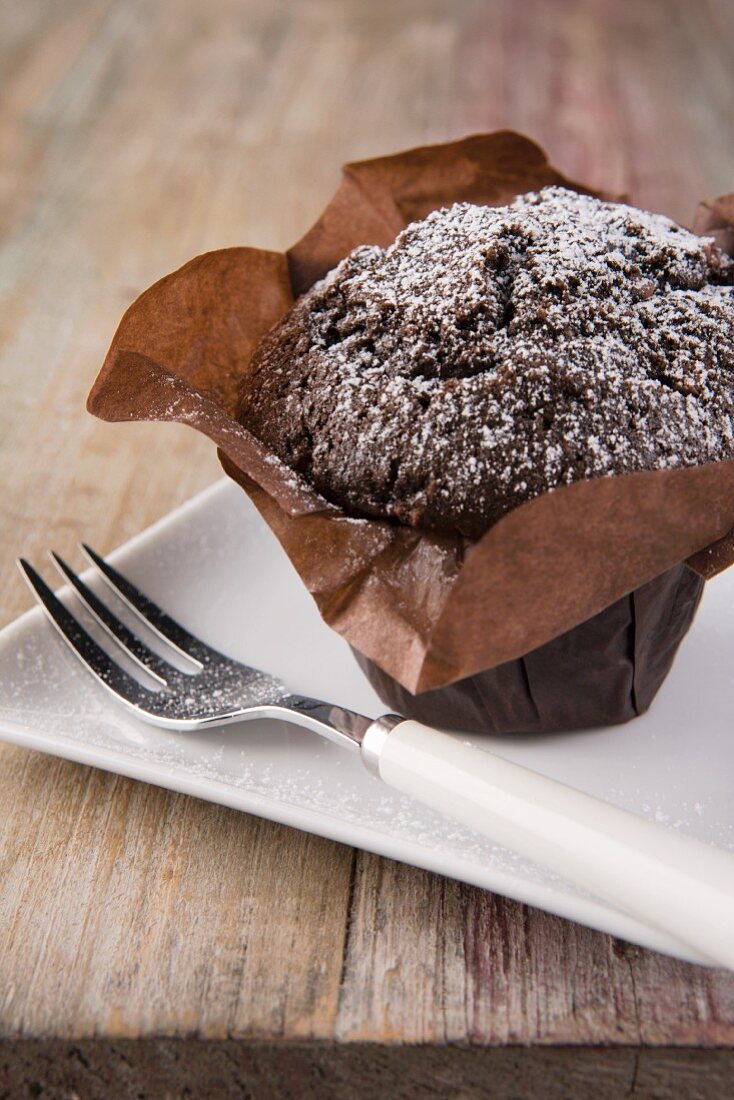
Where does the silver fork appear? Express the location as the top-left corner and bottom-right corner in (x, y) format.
(17, 547), (734, 970)
(19, 544), (384, 753)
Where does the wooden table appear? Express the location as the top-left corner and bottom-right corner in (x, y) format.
(1, 1), (733, 1096)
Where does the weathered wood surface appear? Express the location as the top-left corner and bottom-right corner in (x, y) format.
(1, 0), (734, 1094)
(3, 1042), (734, 1100)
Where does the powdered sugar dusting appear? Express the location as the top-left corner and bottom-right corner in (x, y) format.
(240, 187), (734, 537)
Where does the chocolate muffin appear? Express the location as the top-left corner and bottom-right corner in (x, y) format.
(238, 187), (734, 539)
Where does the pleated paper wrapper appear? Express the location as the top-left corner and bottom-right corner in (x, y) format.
(88, 132), (734, 733)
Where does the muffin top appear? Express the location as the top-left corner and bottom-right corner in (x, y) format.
(237, 187), (734, 538)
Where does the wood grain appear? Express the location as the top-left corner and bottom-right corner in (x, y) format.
(3, 1042), (734, 1100)
(1, 0), (733, 1093)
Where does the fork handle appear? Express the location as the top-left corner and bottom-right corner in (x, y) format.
(363, 720), (734, 969)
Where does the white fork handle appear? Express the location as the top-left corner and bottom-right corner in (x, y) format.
(369, 721), (734, 969)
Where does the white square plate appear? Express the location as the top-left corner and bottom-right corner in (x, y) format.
(1, 479), (732, 963)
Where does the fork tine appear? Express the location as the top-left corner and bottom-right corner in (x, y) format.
(49, 552), (171, 688)
(80, 544), (210, 665)
(17, 559), (158, 709)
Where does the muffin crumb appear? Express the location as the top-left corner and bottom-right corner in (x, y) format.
(238, 187), (734, 537)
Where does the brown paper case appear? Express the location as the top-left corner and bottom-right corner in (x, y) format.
(353, 564), (704, 733)
(88, 132), (734, 732)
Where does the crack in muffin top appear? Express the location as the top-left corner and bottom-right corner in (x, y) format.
(237, 186), (734, 538)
